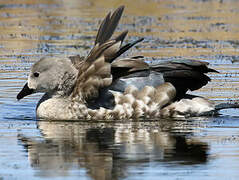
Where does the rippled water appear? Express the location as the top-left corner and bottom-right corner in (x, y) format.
(1, 0), (239, 179)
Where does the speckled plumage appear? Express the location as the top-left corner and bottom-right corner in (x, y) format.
(17, 6), (234, 120)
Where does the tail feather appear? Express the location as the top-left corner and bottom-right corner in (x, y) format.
(215, 103), (239, 110)
(198, 102), (239, 116)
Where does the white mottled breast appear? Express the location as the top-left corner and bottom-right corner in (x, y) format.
(36, 93), (84, 120)
(37, 97), (71, 120)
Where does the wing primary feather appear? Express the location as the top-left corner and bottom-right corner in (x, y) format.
(115, 30), (128, 43)
(95, 6), (125, 45)
(109, 38), (144, 62)
(86, 40), (116, 62)
(207, 68), (219, 73)
(95, 12), (111, 45)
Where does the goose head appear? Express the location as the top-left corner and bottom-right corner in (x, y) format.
(17, 57), (78, 100)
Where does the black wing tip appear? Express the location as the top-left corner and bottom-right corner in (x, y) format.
(117, 5), (125, 12)
(128, 37), (144, 48)
(137, 37), (144, 43)
(208, 68), (219, 73)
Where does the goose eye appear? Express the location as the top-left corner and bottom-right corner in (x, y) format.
(33, 72), (39, 77)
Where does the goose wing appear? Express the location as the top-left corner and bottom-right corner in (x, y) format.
(70, 6), (143, 107)
(150, 59), (218, 98)
(109, 58), (218, 98)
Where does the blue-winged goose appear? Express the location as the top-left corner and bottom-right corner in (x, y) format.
(17, 6), (239, 120)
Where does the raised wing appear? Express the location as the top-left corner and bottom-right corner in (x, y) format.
(71, 6), (143, 105)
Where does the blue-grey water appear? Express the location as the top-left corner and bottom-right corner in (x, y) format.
(1, 0), (239, 179)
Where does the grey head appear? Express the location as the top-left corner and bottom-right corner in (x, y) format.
(17, 57), (78, 100)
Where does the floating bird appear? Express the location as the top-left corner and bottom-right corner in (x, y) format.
(17, 6), (239, 120)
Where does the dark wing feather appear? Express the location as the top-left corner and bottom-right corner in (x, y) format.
(85, 40), (116, 62)
(90, 6), (142, 63)
(151, 59), (218, 98)
(163, 70), (211, 97)
(170, 59), (218, 73)
(95, 6), (125, 45)
(151, 59), (218, 73)
(111, 56), (149, 79)
(115, 30), (128, 42)
(108, 38), (144, 63)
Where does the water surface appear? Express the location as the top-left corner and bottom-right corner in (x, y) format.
(1, 0), (239, 179)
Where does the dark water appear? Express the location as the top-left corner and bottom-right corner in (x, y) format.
(1, 0), (239, 179)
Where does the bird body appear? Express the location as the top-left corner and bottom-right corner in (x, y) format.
(17, 6), (234, 120)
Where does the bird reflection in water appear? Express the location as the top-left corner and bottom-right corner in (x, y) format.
(18, 119), (209, 179)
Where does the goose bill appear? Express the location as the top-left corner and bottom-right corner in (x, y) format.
(17, 83), (34, 100)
